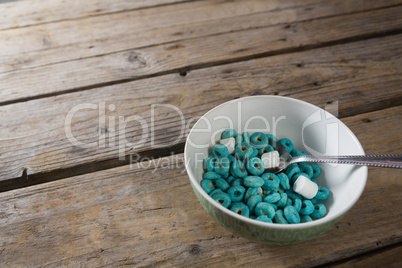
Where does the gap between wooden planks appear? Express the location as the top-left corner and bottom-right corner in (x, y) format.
(0, 34), (401, 186)
(326, 244), (402, 268)
(0, 105), (400, 266)
(1, 0), (402, 104)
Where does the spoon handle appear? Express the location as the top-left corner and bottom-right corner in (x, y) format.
(291, 154), (402, 168)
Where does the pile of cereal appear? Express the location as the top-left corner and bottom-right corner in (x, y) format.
(201, 129), (330, 224)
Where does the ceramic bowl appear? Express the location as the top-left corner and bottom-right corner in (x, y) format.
(184, 95), (367, 244)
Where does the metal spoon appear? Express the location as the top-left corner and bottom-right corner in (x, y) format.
(265, 144), (402, 174)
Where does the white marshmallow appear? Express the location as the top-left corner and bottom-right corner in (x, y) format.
(219, 137), (236, 155)
(261, 151), (280, 168)
(293, 175), (318, 199)
(257, 187), (263, 195)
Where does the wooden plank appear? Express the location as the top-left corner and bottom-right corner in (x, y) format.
(0, 34), (401, 184)
(0, 0), (312, 73)
(330, 245), (402, 268)
(1, 0), (401, 77)
(0, 0), (193, 31)
(0, 106), (400, 266)
(2, 3), (402, 104)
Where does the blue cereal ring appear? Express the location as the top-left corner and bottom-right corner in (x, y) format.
(242, 132), (251, 144)
(298, 163), (313, 179)
(221, 128), (237, 139)
(235, 142), (253, 160)
(227, 185), (246, 202)
(277, 173), (290, 190)
(255, 215), (273, 223)
(212, 192), (231, 208)
(248, 146), (258, 159)
(258, 144), (274, 156)
(274, 210), (288, 224)
(213, 157), (230, 176)
(293, 198), (302, 212)
(274, 188), (285, 195)
(311, 203), (327, 219)
(280, 138), (294, 152)
(227, 154), (236, 163)
(244, 187), (259, 202)
(300, 215), (313, 223)
(262, 189), (271, 196)
(215, 178), (230, 192)
(235, 135), (243, 145)
(247, 195), (262, 214)
(203, 171), (221, 180)
(300, 200), (314, 215)
(310, 197), (320, 204)
(230, 202), (250, 217)
(244, 176), (264, 188)
(261, 173), (280, 191)
(286, 198), (293, 207)
(230, 160), (248, 178)
(231, 178), (244, 187)
(209, 188), (222, 197)
(255, 202), (276, 218)
(220, 172), (229, 179)
(265, 134), (279, 148)
(246, 157), (265, 176)
(285, 164), (301, 184)
(250, 132), (268, 149)
(263, 192), (281, 203)
(284, 205), (301, 224)
(315, 186), (330, 200)
(290, 149), (307, 157)
(226, 176), (236, 185)
(205, 155), (217, 172)
(201, 179), (215, 194)
(310, 164), (321, 179)
(276, 193), (288, 208)
(285, 190), (303, 201)
(212, 144), (229, 158)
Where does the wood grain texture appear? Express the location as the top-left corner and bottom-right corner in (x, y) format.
(1, 0), (401, 77)
(0, 0), (309, 73)
(2, 2), (402, 104)
(1, 0), (401, 266)
(0, 106), (401, 267)
(0, 3), (402, 103)
(0, 0), (191, 31)
(0, 34), (401, 184)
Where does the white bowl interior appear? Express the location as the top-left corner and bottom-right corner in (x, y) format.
(185, 96), (367, 228)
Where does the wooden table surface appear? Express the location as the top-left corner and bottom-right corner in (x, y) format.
(1, 0), (401, 267)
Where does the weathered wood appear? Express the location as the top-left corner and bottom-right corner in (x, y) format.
(341, 107), (402, 154)
(0, 119), (400, 267)
(0, 35), (401, 184)
(0, 0), (311, 73)
(1, 0), (401, 78)
(0, 0), (194, 31)
(1, 0), (401, 266)
(331, 245), (402, 268)
(2, 3), (402, 104)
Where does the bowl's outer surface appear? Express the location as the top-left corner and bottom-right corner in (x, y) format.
(184, 96), (367, 244)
